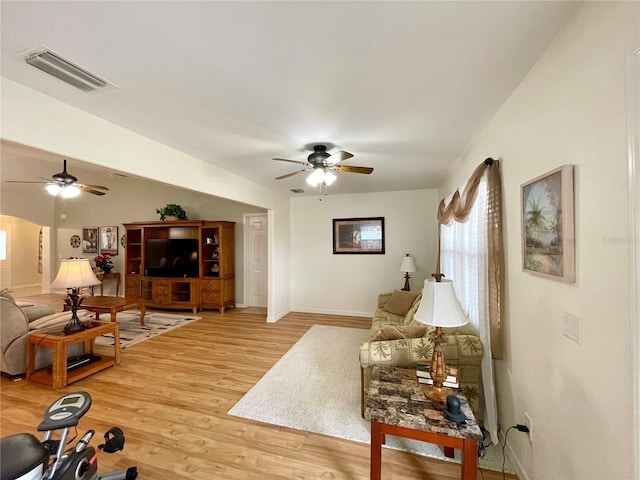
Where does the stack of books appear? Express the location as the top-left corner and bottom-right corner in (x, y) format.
(415, 361), (459, 388)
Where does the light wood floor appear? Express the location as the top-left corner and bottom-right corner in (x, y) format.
(1, 294), (517, 480)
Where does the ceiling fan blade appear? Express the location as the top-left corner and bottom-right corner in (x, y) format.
(334, 165), (374, 174)
(5, 180), (47, 184)
(326, 150), (354, 165)
(78, 184), (107, 195)
(272, 158), (309, 166)
(275, 170), (308, 180)
(81, 183), (109, 190)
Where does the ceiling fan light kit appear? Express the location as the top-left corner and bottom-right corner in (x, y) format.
(46, 182), (80, 198)
(60, 185), (81, 198)
(273, 144), (373, 193)
(45, 183), (62, 196)
(306, 168), (337, 187)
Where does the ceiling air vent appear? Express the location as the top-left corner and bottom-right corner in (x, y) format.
(24, 47), (117, 93)
(291, 188), (305, 194)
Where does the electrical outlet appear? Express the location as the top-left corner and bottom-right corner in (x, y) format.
(524, 412), (533, 443)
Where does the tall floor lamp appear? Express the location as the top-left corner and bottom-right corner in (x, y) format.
(51, 258), (101, 334)
(412, 276), (469, 404)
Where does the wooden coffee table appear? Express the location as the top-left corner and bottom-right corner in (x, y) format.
(27, 321), (120, 388)
(365, 366), (483, 480)
(64, 296), (145, 325)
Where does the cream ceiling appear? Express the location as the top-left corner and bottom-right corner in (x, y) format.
(1, 1), (581, 196)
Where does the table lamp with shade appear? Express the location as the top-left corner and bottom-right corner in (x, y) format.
(51, 258), (101, 334)
(412, 276), (470, 404)
(399, 254), (416, 291)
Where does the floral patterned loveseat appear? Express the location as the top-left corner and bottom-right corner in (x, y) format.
(359, 289), (484, 417)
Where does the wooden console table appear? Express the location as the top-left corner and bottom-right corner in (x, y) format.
(27, 321), (120, 389)
(96, 272), (120, 296)
(365, 366), (483, 480)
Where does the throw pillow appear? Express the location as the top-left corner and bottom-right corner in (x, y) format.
(403, 289), (423, 325)
(382, 290), (420, 316)
(371, 325), (427, 341)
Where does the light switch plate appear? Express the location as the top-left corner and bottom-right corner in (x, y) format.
(562, 312), (582, 344)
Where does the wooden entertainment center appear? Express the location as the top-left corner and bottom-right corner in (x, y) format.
(123, 220), (235, 313)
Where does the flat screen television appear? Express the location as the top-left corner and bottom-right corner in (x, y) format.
(145, 238), (199, 277)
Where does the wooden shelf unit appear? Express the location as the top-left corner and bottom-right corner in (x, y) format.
(200, 221), (235, 313)
(140, 277), (198, 314)
(123, 220), (235, 313)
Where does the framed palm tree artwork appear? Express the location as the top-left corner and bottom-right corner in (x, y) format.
(521, 165), (575, 283)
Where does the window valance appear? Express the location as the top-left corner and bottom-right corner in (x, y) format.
(438, 158), (504, 359)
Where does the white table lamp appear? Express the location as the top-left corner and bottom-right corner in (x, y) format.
(413, 277), (469, 403)
(51, 258), (101, 334)
(399, 254), (416, 291)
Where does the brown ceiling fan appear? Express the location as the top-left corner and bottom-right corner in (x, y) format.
(273, 145), (373, 184)
(5, 159), (109, 196)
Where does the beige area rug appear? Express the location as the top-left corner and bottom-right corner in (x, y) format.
(91, 310), (201, 349)
(228, 324), (514, 474)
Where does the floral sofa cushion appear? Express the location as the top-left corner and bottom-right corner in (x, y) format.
(360, 290), (483, 418)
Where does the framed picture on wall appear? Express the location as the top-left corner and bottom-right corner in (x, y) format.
(521, 165), (575, 283)
(82, 227), (99, 254)
(99, 226), (118, 255)
(333, 217), (385, 254)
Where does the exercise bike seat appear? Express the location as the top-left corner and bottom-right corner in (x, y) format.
(0, 433), (49, 480)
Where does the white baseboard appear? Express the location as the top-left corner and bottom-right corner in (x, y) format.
(9, 283), (41, 288)
(502, 431), (530, 480)
(270, 307), (291, 323)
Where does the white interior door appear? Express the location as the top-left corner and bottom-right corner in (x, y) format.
(245, 213), (268, 308)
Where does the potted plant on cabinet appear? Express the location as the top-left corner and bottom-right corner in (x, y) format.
(156, 203), (187, 221)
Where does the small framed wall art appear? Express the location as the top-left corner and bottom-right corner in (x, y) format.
(333, 217), (385, 254)
(82, 227), (99, 254)
(99, 226), (119, 255)
(521, 165), (575, 283)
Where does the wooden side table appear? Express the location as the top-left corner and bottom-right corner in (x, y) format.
(64, 296), (145, 325)
(26, 321), (120, 389)
(97, 272), (121, 296)
(365, 366), (483, 480)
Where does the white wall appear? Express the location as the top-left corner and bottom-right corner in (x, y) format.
(291, 189), (438, 316)
(1, 79), (291, 317)
(438, 3), (638, 479)
(0, 216), (42, 289)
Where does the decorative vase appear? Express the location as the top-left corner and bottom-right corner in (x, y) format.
(102, 266), (113, 274)
(164, 215), (179, 221)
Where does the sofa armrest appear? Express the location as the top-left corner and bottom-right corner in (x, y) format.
(28, 310), (92, 330)
(0, 297), (29, 353)
(23, 305), (56, 322)
(377, 293), (392, 309)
